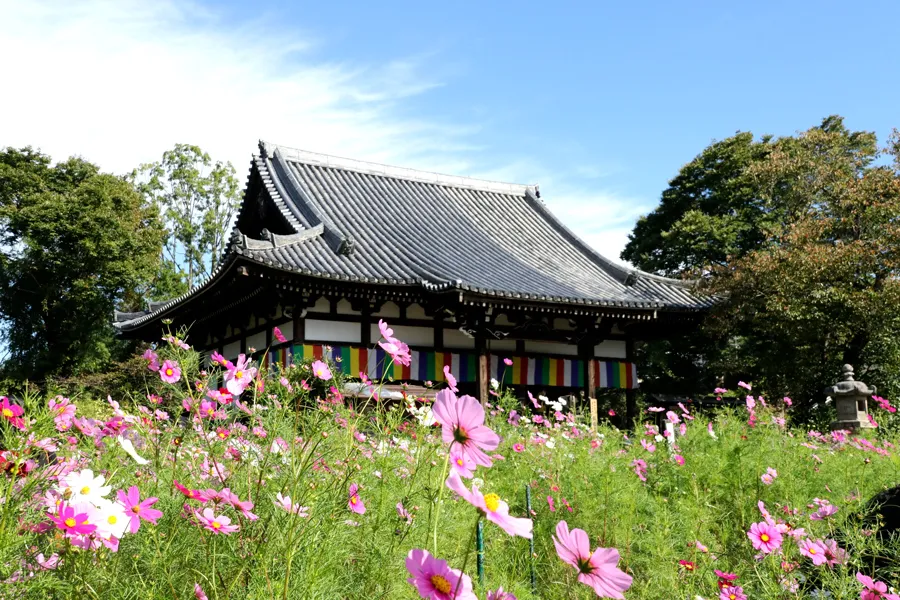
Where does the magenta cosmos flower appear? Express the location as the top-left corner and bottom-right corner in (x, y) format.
(553, 521), (632, 599)
(225, 354), (257, 395)
(159, 360), (181, 384)
(720, 586), (747, 600)
(406, 548), (477, 600)
(0, 397), (25, 430)
(747, 521), (782, 554)
(798, 538), (828, 565)
(116, 486), (162, 533)
(49, 503), (97, 536)
(311, 360), (332, 381)
(857, 572), (900, 600)
(446, 471), (532, 538)
(348, 483), (366, 514)
(487, 587), (517, 600)
(443, 365), (459, 393)
(377, 320), (412, 367)
(432, 389), (500, 468)
(449, 447), (476, 479)
(195, 507), (239, 535)
(273, 326), (287, 343)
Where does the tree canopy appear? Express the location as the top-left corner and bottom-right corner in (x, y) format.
(625, 116), (900, 410)
(132, 144), (242, 299)
(0, 147), (164, 380)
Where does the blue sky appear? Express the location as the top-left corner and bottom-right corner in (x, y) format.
(2, 0), (899, 264)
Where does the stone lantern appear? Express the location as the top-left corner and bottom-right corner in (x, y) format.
(824, 364), (876, 431)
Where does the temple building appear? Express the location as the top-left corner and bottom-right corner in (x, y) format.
(114, 142), (711, 418)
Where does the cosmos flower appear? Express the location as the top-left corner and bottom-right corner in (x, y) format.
(720, 586), (747, 600)
(274, 493), (309, 517)
(405, 548), (476, 600)
(311, 360), (332, 381)
(48, 503), (96, 536)
(553, 521), (632, 598)
(348, 483), (366, 514)
(488, 587), (517, 600)
(449, 447), (476, 479)
(273, 326), (287, 343)
(443, 366), (458, 393)
(159, 360), (181, 384)
(857, 572), (900, 600)
(194, 507), (239, 535)
(0, 397), (26, 430)
(116, 486), (162, 533)
(748, 521), (783, 554)
(432, 390), (500, 468)
(445, 471), (532, 538)
(62, 469), (112, 505)
(798, 539), (828, 566)
(761, 467), (778, 485)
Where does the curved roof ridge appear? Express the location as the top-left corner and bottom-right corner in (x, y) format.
(260, 140), (534, 196)
(520, 187), (700, 293)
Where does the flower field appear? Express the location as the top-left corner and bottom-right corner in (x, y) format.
(1, 324), (899, 599)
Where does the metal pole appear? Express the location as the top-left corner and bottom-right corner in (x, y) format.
(476, 518), (485, 586)
(526, 484), (536, 593)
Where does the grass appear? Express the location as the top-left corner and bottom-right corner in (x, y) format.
(0, 337), (898, 599)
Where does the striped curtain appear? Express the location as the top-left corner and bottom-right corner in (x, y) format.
(591, 359), (638, 389)
(290, 344), (478, 383)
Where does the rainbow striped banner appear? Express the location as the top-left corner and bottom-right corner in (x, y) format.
(591, 359), (638, 390)
(262, 346), (292, 370)
(490, 355), (586, 387)
(289, 344), (478, 382)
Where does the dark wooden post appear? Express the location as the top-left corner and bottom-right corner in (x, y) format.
(579, 334), (598, 431)
(476, 335), (489, 407)
(625, 337), (637, 429)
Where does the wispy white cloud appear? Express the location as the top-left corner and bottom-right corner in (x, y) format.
(0, 0), (642, 266)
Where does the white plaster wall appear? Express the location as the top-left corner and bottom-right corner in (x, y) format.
(406, 303), (430, 320)
(443, 328), (476, 349)
(488, 339), (516, 352)
(373, 301), (401, 318)
(372, 324), (433, 346)
(335, 299), (361, 315)
(246, 331), (267, 353)
(223, 341), (241, 360)
(594, 340), (627, 359)
(308, 297), (331, 313)
(526, 341), (579, 356)
(306, 319), (361, 343)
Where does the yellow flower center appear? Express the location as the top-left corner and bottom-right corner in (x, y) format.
(64, 517), (76, 528)
(108, 515), (117, 524)
(165, 368), (173, 376)
(212, 521), (221, 530)
(430, 575), (451, 594)
(456, 458), (464, 466)
(760, 534), (770, 542)
(350, 496), (358, 505)
(80, 486), (91, 495)
(132, 506), (141, 514)
(730, 595), (736, 600)
(808, 547), (817, 554)
(236, 370), (243, 380)
(1, 408), (12, 418)
(483, 493), (501, 513)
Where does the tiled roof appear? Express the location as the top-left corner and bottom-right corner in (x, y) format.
(114, 142), (711, 331)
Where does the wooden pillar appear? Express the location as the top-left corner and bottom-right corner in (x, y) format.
(476, 335), (489, 407)
(625, 337), (637, 429)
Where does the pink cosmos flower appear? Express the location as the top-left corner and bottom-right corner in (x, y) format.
(0, 397), (26, 430)
(488, 587), (517, 600)
(397, 502), (413, 525)
(673, 454), (685, 466)
(142, 348), (161, 371)
(857, 572), (900, 600)
(116, 486), (162, 533)
(547, 496), (556, 512)
(377, 320), (412, 367)
(822, 539), (847, 566)
(449, 447), (476, 479)
(738, 381), (752, 390)
(224, 354), (257, 395)
(195, 583), (209, 600)
(432, 390), (500, 468)
(798, 538), (828, 565)
(784, 396), (793, 406)
(159, 360), (181, 384)
(748, 521), (782, 554)
(406, 548), (477, 600)
(507, 410), (520, 426)
(513, 443), (524, 453)
(608, 409), (616, 417)
(311, 360), (332, 381)
(446, 471), (532, 538)
(443, 366), (459, 393)
(274, 492), (309, 516)
(195, 507), (239, 535)
(273, 326), (287, 343)
(666, 411), (681, 424)
(348, 483), (366, 514)
(647, 406), (665, 412)
(552, 521), (632, 599)
(761, 467), (778, 485)
(641, 439), (656, 453)
(720, 586), (747, 600)
(48, 503), (96, 536)
(210, 351), (231, 369)
(810, 504), (838, 520)
(502, 357), (513, 367)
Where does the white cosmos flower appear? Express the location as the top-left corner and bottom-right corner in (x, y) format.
(61, 469), (111, 505)
(93, 499), (129, 539)
(117, 436), (149, 465)
(557, 396), (568, 406)
(545, 439), (556, 449)
(490, 378), (499, 390)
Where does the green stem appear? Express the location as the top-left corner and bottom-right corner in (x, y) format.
(432, 441), (453, 554)
(453, 515), (482, 597)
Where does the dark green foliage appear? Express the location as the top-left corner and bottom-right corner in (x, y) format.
(0, 147), (164, 380)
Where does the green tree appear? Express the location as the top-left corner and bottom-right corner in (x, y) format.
(0, 147), (165, 380)
(705, 119), (900, 408)
(132, 144), (241, 298)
